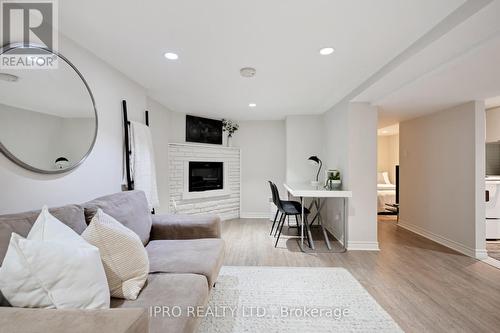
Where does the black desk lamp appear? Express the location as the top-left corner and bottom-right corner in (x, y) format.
(308, 155), (322, 185)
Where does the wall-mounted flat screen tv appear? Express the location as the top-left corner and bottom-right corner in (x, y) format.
(186, 115), (223, 144)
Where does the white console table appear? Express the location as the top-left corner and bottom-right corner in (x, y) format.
(283, 182), (352, 252)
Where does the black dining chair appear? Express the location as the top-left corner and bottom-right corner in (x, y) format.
(268, 181), (312, 248)
(269, 181), (282, 236)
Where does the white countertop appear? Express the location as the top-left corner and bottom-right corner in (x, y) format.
(284, 182), (352, 198)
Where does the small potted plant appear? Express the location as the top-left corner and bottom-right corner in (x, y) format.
(222, 119), (239, 147)
(325, 169), (342, 190)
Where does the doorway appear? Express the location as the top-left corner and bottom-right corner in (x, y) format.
(377, 124), (399, 223)
(485, 97), (500, 265)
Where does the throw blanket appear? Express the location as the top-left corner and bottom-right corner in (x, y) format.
(129, 121), (159, 210)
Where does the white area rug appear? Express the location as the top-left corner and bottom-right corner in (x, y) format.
(198, 266), (402, 333)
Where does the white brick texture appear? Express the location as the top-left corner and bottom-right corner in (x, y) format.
(168, 143), (240, 220)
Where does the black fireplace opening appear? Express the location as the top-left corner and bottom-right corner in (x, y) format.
(189, 161), (223, 192)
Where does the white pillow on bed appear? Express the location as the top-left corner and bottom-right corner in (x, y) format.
(382, 172), (391, 185)
(377, 172), (391, 184)
(377, 172), (385, 184)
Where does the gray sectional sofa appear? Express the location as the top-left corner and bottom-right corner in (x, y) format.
(0, 190), (225, 333)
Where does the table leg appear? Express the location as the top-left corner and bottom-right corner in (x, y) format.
(301, 196), (304, 250)
(318, 198), (332, 250)
(343, 197), (348, 251)
(305, 215), (315, 250)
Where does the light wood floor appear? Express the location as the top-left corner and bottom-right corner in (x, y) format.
(221, 217), (500, 332)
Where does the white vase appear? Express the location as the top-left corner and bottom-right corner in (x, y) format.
(227, 135), (232, 147)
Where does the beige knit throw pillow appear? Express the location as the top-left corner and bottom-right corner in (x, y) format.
(82, 209), (149, 300)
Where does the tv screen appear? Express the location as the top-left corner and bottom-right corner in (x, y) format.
(186, 115), (223, 144)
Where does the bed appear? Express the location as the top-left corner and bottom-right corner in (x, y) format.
(377, 172), (396, 213)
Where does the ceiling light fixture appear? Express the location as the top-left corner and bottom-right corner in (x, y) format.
(164, 52), (179, 60)
(248, 103), (256, 108)
(240, 67), (256, 78)
(0, 73), (19, 82)
(319, 47), (335, 55)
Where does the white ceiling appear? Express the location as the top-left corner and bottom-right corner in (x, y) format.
(378, 124), (399, 136)
(354, 0), (500, 127)
(58, 0), (465, 120)
(376, 33), (500, 126)
(486, 96), (500, 109)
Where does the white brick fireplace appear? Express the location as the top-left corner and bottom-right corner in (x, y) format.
(168, 143), (240, 220)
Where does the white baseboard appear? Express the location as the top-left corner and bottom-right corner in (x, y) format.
(482, 257), (500, 269)
(347, 241), (380, 251)
(240, 212), (270, 219)
(475, 249), (489, 260)
(220, 213), (240, 221)
(327, 226), (379, 251)
(398, 219), (486, 259)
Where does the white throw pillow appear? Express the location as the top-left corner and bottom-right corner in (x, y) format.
(382, 172), (391, 185)
(377, 171), (391, 184)
(82, 209), (149, 300)
(377, 172), (385, 184)
(0, 206), (110, 309)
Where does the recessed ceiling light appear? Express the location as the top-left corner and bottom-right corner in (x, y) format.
(249, 103), (257, 108)
(240, 67), (256, 78)
(319, 47), (335, 55)
(0, 73), (19, 82)
(164, 52), (178, 60)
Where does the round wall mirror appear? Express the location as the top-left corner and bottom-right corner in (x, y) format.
(0, 44), (97, 174)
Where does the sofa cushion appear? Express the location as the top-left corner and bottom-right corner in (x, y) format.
(151, 213), (221, 240)
(0, 204), (86, 265)
(146, 239), (225, 287)
(83, 191), (152, 245)
(0, 207), (110, 309)
(111, 273), (209, 333)
(82, 209), (149, 300)
(0, 307), (149, 333)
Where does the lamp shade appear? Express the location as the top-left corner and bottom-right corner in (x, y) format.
(308, 156), (320, 164)
(307, 155), (323, 184)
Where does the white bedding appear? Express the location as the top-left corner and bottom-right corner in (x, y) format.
(377, 172), (396, 213)
(377, 189), (396, 213)
(377, 183), (396, 191)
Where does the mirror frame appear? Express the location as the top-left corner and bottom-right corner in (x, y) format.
(0, 43), (98, 174)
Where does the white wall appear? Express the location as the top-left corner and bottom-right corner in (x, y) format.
(168, 111), (187, 143)
(147, 109), (286, 218)
(348, 103), (378, 250)
(486, 106), (500, 143)
(285, 115), (324, 183)
(486, 107), (500, 175)
(0, 105), (64, 170)
(399, 101), (486, 258)
(144, 102), (241, 214)
(322, 102), (378, 250)
(377, 134), (399, 184)
(59, 118), (95, 165)
(0, 104), (94, 171)
(0, 35), (153, 214)
(233, 120), (286, 217)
